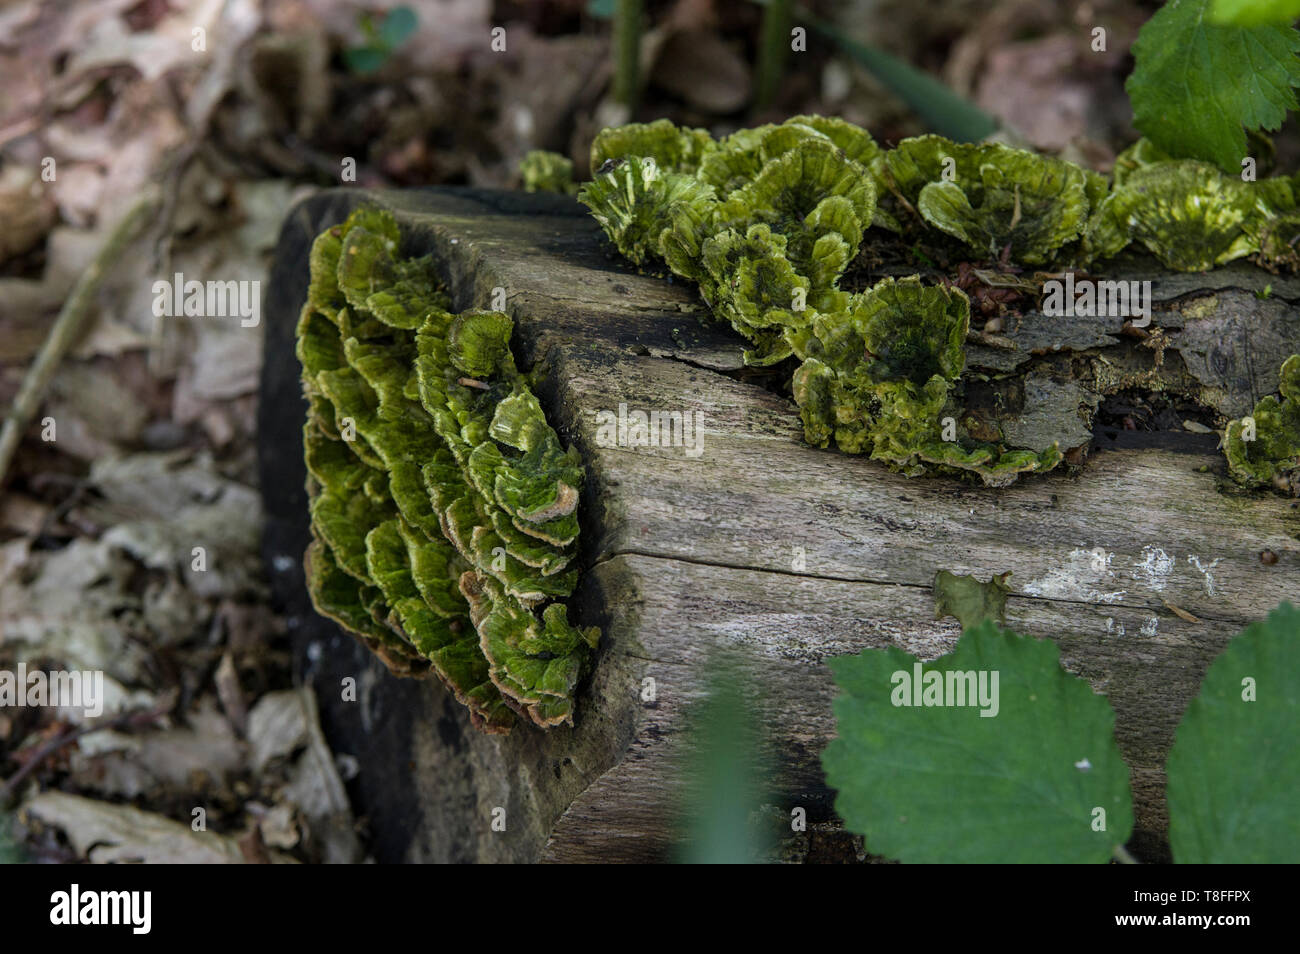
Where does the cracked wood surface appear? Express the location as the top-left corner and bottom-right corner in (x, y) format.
(261, 187), (1300, 863)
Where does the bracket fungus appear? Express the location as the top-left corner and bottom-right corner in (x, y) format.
(297, 207), (597, 733)
(1089, 139), (1300, 273)
(579, 118), (1300, 491)
(1224, 355), (1300, 495)
(882, 135), (1099, 264)
(519, 150), (578, 195)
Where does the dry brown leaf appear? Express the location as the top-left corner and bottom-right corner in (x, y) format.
(22, 789), (296, 863)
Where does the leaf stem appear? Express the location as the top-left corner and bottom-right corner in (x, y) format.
(792, 3), (997, 142)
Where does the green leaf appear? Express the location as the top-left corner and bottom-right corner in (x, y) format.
(1211, 0), (1300, 25)
(823, 621), (1133, 863)
(1166, 602), (1300, 862)
(1127, 0), (1300, 172)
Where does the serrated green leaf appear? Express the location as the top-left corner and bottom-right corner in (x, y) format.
(1127, 0), (1300, 172)
(1166, 602), (1300, 862)
(823, 621), (1133, 863)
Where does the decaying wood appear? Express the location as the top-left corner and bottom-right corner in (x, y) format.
(261, 187), (1299, 863)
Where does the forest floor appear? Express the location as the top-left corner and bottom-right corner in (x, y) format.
(0, 0), (1252, 862)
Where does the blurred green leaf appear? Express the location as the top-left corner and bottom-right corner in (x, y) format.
(678, 664), (774, 863)
(0, 811), (25, 864)
(1166, 602), (1300, 862)
(344, 46), (388, 75)
(587, 0), (615, 19)
(380, 6), (419, 47)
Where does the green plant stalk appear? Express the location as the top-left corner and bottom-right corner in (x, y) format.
(796, 5), (997, 142)
(613, 0), (643, 109)
(0, 190), (159, 488)
(754, 0), (793, 111)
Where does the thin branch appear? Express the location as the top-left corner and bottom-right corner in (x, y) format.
(0, 695), (174, 807)
(0, 190), (160, 488)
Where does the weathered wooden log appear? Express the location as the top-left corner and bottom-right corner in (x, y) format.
(260, 186), (1298, 862)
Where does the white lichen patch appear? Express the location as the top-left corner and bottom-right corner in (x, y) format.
(706, 612), (960, 662)
(1022, 547), (1127, 604)
(1132, 545), (1176, 592)
(1187, 555), (1220, 596)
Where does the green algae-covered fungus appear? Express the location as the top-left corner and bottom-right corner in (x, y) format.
(791, 278), (1061, 485)
(589, 118), (716, 175)
(577, 117), (1300, 489)
(1224, 354), (1300, 494)
(582, 117), (878, 366)
(519, 150), (578, 195)
(581, 117), (1067, 485)
(577, 155), (717, 266)
(298, 207), (598, 733)
(1088, 139), (1300, 272)
(883, 136), (1096, 264)
(1091, 160), (1268, 272)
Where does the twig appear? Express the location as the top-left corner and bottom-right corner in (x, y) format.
(0, 695), (174, 807)
(1113, 844), (1139, 864)
(0, 190), (160, 489)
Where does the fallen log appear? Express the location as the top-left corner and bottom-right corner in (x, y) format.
(260, 186), (1298, 862)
